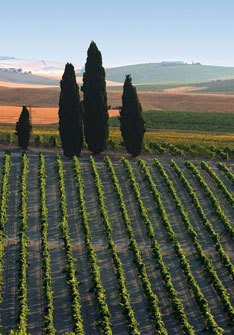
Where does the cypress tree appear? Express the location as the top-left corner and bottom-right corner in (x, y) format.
(15, 106), (32, 149)
(82, 41), (109, 154)
(58, 63), (83, 158)
(120, 75), (145, 157)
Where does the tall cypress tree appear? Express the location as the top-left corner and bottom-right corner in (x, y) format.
(15, 106), (32, 149)
(82, 41), (109, 154)
(58, 63), (83, 158)
(120, 75), (145, 157)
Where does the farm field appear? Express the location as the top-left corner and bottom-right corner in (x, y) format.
(109, 110), (234, 133)
(0, 106), (119, 125)
(1, 86), (234, 113)
(0, 150), (233, 334)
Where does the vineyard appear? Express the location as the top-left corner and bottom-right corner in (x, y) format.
(0, 151), (233, 334)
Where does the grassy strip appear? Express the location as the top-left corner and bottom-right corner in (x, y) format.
(122, 157), (195, 334)
(217, 163), (234, 186)
(170, 160), (234, 279)
(55, 156), (84, 334)
(137, 158), (223, 334)
(0, 153), (11, 305)
(105, 156), (168, 335)
(90, 156), (140, 335)
(38, 154), (56, 334)
(73, 157), (112, 335)
(201, 161), (234, 208)
(154, 160), (234, 325)
(185, 162), (234, 238)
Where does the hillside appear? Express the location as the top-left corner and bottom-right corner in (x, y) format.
(0, 56), (69, 74)
(0, 70), (59, 86)
(101, 63), (234, 84)
(2, 57), (234, 86)
(194, 78), (234, 94)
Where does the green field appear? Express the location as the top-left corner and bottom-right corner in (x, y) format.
(100, 63), (234, 84)
(109, 110), (234, 133)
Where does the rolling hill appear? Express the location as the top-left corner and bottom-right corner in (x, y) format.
(194, 78), (234, 93)
(2, 57), (234, 88)
(0, 70), (59, 86)
(102, 63), (234, 84)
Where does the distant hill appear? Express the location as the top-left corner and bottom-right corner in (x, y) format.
(0, 70), (59, 86)
(0, 57), (66, 74)
(2, 57), (234, 87)
(194, 78), (234, 94)
(103, 63), (234, 84)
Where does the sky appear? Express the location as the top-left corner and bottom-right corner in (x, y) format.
(1, 0), (234, 67)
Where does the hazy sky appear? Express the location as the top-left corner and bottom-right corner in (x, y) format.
(1, 0), (234, 67)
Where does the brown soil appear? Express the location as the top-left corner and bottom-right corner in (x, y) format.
(0, 86), (234, 124)
(0, 106), (120, 125)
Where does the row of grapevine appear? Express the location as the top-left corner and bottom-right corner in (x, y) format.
(15, 153), (30, 334)
(200, 161), (234, 208)
(136, 158), (223, 334)
(217, 163), (234, 186)
(185, 162), (234, 238)
(90, 156), (140, 335)
(38, 154), (56, 334)
(0, 153), (11, 305)
(104, 156), (168, 335)
(154, 160), (234, 325)
(55, 155), (84, 334)
(170, 160), (234, 279)
(122, 157), (195, 334)
(73, 157), (112, 335)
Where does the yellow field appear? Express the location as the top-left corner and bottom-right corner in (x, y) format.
(109, 128), (234, 148)
(1, 123), (233, 150)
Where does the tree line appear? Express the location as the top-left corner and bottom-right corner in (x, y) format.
(15, 41), (145, 157)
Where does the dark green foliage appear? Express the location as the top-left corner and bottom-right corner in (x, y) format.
(15, 106), (32, 149)
(58, 63), (83, 158)
(82, 41), (109, 154)
(110, 110), (234, 133)
(120, 75), (145, 157)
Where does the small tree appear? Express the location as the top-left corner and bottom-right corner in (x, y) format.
(58, 63), (83, 158)
(120, 75), (145, 157)
(82, 41), (109, 154)
(15, 106), (32, 149)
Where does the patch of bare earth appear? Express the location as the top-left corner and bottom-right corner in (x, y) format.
(0, 85), (234, 122)
(163, 86), (205, 93)
(0, 106), (119, 125)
